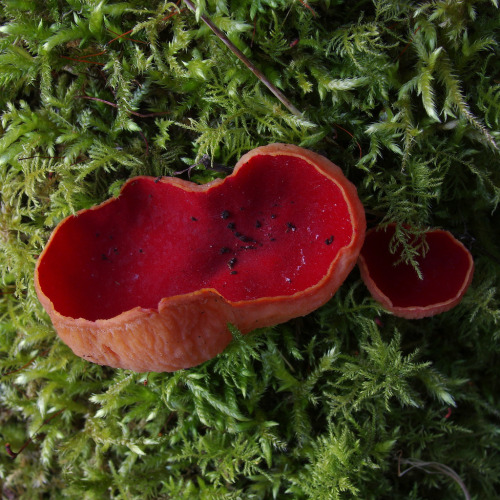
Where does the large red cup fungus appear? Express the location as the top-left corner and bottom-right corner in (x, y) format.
(35, 143), (366, 372)
(358, 224), (474, 319)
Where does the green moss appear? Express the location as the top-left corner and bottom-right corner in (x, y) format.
(1, 0), (499, 498)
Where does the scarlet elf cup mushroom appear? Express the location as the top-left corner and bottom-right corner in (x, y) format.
(358, 224), (474, 319)
(35, 144), (366, 372)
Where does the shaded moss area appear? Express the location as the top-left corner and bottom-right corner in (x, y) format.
(0, 0), (499, 498)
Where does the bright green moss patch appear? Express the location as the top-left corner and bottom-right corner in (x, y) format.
(1, 0), (499, 498)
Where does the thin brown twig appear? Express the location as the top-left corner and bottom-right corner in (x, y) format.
(2, 350), (50, 378)
(396, 26), (422, 61)
(0, 286), (16, 296)
(298, 0), (317, 17)
(106, 28), (147, 45)
(334, 123), (363, 159)
(107, 27), (136, 45)
(106, 3), (184, 45)
(181, 0), (303, 117)
(161, 6), (187, 23)
(138, 130), (149, 156)
(60, 55), (106, 66)
(64, 6), (183, 66)
(75, 49), (107, 58)
(5, 408), (65, 459)
(397, 451), (471, 500)
(77, 95), (119, 108)
(251, 18), (257, 48)
(76, 95), (170, 118)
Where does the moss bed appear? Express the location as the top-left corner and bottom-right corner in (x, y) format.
(0, 1), (499, 498)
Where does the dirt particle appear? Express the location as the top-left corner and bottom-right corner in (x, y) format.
(191, 216), (198, 221)
(227, 222), (236, 230)
(228, 257), (237, 269)
(325, 235), (335, 245)
(220, 247), (230, 254)
(221, 210), (230, 219)
(236, 233), (254, 243)
(255, 220), (262, 228)
(286, 222), (296, 232)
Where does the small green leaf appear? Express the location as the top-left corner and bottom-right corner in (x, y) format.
(89, 1), (105, 36)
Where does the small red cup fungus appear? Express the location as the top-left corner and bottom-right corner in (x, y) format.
(358, 224), (474, 319)
(35, 144), (366, 372)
